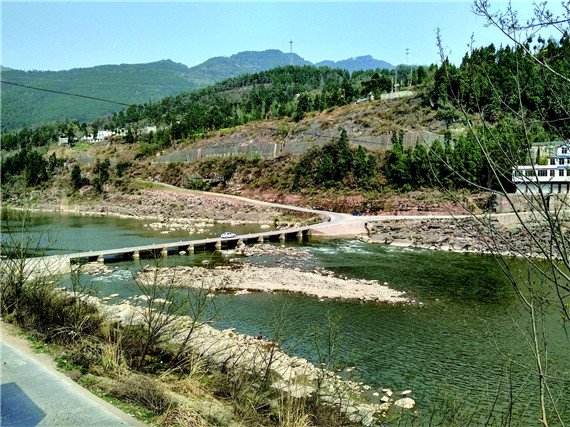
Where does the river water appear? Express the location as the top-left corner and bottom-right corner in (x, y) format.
(3, 210), (569, 423)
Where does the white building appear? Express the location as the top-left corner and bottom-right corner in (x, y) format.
(88, 130), (114, 143)
(513, 141), (570, 194)
(141, 125), (157, 134)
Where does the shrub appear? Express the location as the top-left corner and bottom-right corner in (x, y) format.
(111, 375), (172, 414)
(116, 161), (132, 178)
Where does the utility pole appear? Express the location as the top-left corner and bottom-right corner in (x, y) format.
(290, 40), (293, 65)
(406, 48), (411, 87)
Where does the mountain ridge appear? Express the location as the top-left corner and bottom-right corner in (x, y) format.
(1, 50), (394, 131)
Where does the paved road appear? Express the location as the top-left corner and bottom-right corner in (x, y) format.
(1, 339), (143, 426)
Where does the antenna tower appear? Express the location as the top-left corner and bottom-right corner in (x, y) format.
(289, 40), (293, 65)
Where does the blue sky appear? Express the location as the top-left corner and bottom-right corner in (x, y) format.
(0, 1), (552, 71)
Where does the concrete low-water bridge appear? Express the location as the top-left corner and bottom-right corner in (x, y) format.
(70, 225), (314, 264)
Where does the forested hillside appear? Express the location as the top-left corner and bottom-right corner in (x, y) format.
(0, 50), (394, 131)
(0, 60), (197, 130)
(0, 64), (413, 152)
(429, 37), (570, 137)
(2, 36), (569, 202)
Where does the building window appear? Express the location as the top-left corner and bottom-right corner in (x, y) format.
(550, 169), (556, 177)
(525, 170), (534, 177)
(559, 169), (565, 177)
(550, 158), (556, 165)
(560, 158), (565, 165)
(562, 147), (568, 155)
(538, 170), (548, 177)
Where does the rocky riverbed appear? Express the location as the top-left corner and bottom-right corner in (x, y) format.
(79, 292), (415, 425)
(15, 185), (319, 228)
(359, 217), (569, 259)
(135, 259), (409, 305)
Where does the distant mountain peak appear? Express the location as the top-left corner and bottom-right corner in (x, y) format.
(315, 55), (393, 73)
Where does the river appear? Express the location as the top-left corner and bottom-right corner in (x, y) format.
(2, 209), (569, 423)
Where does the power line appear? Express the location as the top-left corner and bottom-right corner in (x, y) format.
(0, 80), (132, 107)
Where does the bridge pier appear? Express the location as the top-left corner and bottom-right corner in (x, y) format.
(296, 231), (303, 242)
(215, 241), (222, 251)
(236, 240), (246, 255)
(258, 236), (264, 243)
(279, 233), (286, 242)
(187, 244), (194, 253)
(97, 254), (105, 263)
(133, 250), (140, 261)
(161, 247), (168, 258)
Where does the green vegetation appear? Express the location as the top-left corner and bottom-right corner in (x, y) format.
(430, 37), (570, 136)
(92, 158), (111, 193)
(1, 37), (568, 203)
(1, 123), (59, 151)
(0, 148), (62, 188)
(0, 60), (199, 131)
(1, 50), (396, 132)
(153, 125), (531, 199)
(293, 129), (377, 190)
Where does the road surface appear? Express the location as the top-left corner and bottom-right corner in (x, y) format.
(1, 331), (144, 426)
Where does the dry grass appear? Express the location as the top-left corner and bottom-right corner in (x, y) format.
(158, 405), (208, 427)
(100, 338), (129, 377)
(111, 374), (172, 414)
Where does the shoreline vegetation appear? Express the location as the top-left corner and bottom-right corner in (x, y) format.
(78, 287), (416, 425)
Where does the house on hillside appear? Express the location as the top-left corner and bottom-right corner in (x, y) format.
(141, 125), (157, 134)
(87, 130), (114, 143)
(513, 141), (570, 194)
